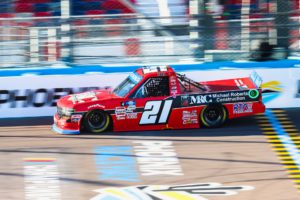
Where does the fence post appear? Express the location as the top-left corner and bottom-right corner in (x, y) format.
(275, 0), (290, 50)
(60, 0), (72, 62)
(47, 28), (58, 62)
(241, 0), (251, 52)
(189, 0), (204, 60)
(29, 28), (39, 63)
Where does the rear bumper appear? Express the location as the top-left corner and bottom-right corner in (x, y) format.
(52, 113), (80, 135)
(256, 101), (266, 113)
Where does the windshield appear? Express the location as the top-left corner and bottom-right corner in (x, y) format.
(113, 72), (142, 97)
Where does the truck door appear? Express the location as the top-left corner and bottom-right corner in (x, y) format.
(126, 76), (172, 130)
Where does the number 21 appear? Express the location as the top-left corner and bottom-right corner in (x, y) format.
(139, 100), (173, 125)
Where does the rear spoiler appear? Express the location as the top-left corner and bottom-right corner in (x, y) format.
(250, 71), (263, 88)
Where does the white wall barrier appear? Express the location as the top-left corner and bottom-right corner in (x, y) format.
(0, 68), (299, 118)
(0, 74), (127, 118)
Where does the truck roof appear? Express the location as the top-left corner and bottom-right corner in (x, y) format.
(135, 66), (175, 77)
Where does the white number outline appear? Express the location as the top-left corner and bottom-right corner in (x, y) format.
(139, 100), (173, 125)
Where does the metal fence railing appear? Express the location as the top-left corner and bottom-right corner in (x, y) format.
(189, 8), (300, 61)
(1, 9), (300, 67)
(0, 14), (193, 67)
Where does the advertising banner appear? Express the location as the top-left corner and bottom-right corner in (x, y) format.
(0, 74), (127, 118)
(0, 68), (299, 118)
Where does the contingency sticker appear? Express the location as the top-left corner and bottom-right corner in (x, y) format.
(233, 103), (253, 114)
(90, 183), (254, 200)
(182, 110), (198, 125)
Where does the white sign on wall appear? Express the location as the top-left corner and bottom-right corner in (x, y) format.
(0, 74), (128, 118)
(0, 68), (299, 118)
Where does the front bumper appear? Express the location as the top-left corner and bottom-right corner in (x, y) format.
(52, 124), (80, 135)
(52, 113), (80, 135)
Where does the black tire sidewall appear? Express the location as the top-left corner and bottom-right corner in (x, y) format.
(84, 110), (110, 133)
(200, 105), (227, 128)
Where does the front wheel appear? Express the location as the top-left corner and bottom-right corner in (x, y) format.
(83, 110), (110, 133)
(200, 105), (227, 128)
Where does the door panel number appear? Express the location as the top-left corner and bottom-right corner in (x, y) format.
(140, 100), (173, 125)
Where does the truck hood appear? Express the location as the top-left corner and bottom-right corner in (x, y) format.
(201, 77), (257, 92)
(57, 89), (118, 108)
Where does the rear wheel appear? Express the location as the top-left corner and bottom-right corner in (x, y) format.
(83, 110), (110, 133)
(200, 105), (227, 128)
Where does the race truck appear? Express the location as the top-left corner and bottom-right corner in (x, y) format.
(52, 66), (265, 134)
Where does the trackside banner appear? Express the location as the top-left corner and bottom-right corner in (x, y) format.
(0, 68), (299, 118)
(0, 74), (126, 118)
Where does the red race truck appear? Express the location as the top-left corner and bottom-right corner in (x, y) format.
(53, 66), (265, 134)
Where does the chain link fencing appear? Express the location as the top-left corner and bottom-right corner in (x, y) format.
(0, 0), (300, 67)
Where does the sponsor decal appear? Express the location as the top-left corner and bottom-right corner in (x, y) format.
(94, 146), (139, 182)
(88, 104), (105, 109)
(23, 158), (61, 200)
(143, 66), (168, 74)
(0, 87), (101, 108)
(158, 71), (166, 76)
(115, 107), (126, 120)
(296, 80), (300, 98)
(126, 112), (138, 119)
(233, 103), (253, 114)
(178, 90), (259, 107)
(261, 81), (282, 103)
(248, 89), (259, 99)
(71, 114), (82, 122)
(115, 105), (137, 120)
(187, 94), (213, 105)
(121, 100), (136, 106)
(182, 110), (198, 124)
(91, 183), (254, 200)
(234, 79), (248, 89)
(133, 141), (183, 176)
(68, 91), (99, 104)
(181, 95), (190, 107)
(170, 76), (178, 98)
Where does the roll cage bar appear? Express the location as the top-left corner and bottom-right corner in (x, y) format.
(176, 73), (207, 92)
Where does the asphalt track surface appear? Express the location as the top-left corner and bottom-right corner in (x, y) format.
(0, 109), (299, 200)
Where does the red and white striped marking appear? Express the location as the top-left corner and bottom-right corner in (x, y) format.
(234, 79), (248, 89)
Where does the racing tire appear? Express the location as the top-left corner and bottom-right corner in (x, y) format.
(83, 110), (110, 133)
(200, 105), (227, 128)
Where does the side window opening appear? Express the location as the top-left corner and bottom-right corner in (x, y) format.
(132, 77), (169, 98)
(145, 77), (169, 97)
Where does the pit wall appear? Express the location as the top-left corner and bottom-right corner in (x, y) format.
(0, 60), (300, 118)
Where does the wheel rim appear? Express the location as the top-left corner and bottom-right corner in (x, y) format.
(87, 111), (107, 129)
(204, 107), (223, 125)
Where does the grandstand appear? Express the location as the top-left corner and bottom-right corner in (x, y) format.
(0, 0), (136, 17)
